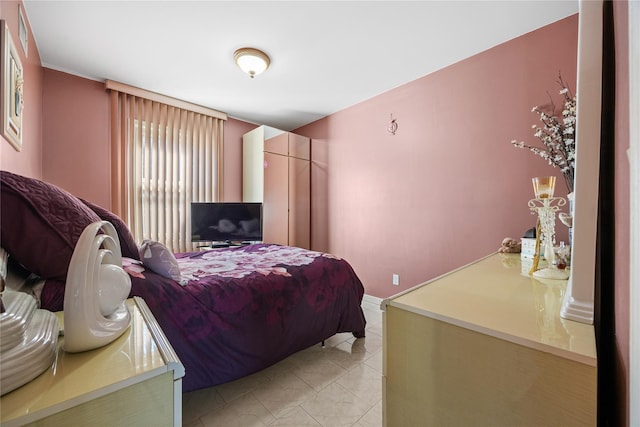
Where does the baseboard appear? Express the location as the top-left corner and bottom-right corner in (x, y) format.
(362, 294), (383, 307)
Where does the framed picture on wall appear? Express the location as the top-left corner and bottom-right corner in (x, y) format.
(1, 20), (23, 151)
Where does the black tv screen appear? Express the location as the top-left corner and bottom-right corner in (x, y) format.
(190, 202), (263, 243)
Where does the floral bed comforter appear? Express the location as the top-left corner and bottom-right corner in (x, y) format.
(44, 244), (366, 392)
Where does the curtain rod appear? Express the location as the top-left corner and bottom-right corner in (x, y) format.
(105, 80), (227, 120)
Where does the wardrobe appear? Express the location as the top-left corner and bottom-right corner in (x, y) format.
(243, 126), (310, 249)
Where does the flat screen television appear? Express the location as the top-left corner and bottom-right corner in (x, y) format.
(190, 202), (263, 244)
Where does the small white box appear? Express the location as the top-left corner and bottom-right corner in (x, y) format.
(521, 238), (543, 259)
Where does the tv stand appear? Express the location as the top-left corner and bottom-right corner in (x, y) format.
(209, 241), (259, 249)
(198, 241), (262, 251)
(210, 243), (231, 248)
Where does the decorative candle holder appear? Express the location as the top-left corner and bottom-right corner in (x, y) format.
(528, 177), (569, 280)
(532, 176), (556, 199)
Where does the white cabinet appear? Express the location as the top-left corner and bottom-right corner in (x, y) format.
(0, 298), (184, 427)
(382, 254), (597, 426)
(243, 125), (310, 248)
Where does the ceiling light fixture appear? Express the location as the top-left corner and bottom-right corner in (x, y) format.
(233, 47), (270, 79)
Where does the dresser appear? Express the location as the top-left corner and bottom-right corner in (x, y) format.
(0, 297), (184, 427)
(382, 253), (597, 426)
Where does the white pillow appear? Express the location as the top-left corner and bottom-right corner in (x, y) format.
(139, 240), (181, 282)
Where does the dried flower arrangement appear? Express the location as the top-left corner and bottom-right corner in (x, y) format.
(511, 74), (576, 192)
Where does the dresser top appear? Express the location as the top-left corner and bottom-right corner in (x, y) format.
(1, 298), (183, 426)
(383, 253), (596, 365)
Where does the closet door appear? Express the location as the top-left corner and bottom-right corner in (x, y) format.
(289, 156), (310, 249)
(264, 132), (288, 156)
(288, 133), (310, 160)
(288, 133), (311, 248)
(263, 152), (289, 245)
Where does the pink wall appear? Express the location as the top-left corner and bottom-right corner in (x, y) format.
(613, 1), (630, 424)
(296, 15), (579, 298)
(41, 69), (258, 208)
(0, 1), (42, 178)
(43, 70), (111, 206)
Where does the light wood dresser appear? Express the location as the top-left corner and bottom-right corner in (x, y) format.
(1, 297), (184, 427)
(382, 253), (597, 426)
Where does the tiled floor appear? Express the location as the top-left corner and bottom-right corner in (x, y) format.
(183, 298), (384, 427)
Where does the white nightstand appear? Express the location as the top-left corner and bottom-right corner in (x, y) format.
(1, 297), (184, 427)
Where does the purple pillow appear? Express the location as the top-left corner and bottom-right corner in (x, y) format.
(40, 279), (65, 312)
(0, 171), (101, 280)
(80, 199), (140, 261)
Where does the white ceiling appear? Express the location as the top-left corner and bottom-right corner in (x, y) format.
(23, 1), (578, 131)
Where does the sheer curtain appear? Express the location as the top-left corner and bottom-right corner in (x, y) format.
(107, 80), (226, 252)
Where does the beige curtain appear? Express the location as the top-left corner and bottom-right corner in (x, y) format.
(107, 80), (226, 252)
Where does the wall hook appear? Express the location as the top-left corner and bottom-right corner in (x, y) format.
(387, 114), (398, 135)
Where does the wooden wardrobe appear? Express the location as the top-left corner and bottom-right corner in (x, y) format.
(243, 126), (310, 249)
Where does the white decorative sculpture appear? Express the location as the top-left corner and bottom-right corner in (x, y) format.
(0, 290), (59, 395)
(63, 221), (131, 353)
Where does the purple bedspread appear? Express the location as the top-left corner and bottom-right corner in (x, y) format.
(43, 244), (366, 392)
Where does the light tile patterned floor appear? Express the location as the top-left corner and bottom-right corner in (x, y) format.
(183, 299), (383, 427)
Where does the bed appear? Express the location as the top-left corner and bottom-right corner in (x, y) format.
(0, 171), (366, 392)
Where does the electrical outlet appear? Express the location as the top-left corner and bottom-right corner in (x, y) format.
(392, 274), (399, 286)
